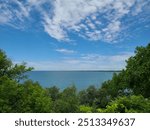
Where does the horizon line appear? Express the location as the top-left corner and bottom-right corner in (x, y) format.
(31, 70), (122, 72)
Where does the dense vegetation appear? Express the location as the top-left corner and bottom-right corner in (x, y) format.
(0, 43), (150, 113)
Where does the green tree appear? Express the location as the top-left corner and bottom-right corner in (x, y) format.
(0, 49), (33, 82)
(0, 49), (52, 113)
(103, 95), (150, 113)
(17, 80), (52, 113)
(46, 86), (60, 101)
(100, 43), (150, 99)
(78, 90), (88, 105)
(79, 105), (93, 113)
(0, 78), (53, 112)
(94, 85), (111, 108)
(0, 76), (18, 112)
(125, 44), (150, 97)
(53, 86), (79, 112)
(79, 86), (98, 106)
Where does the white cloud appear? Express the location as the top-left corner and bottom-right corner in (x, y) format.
(102, 21), (121, 42)
(0, 10), (11, 24)
(19, 52), (133, 70)
(55, 48), (77, 54)
(131, 0), (149, 16)
(0, 0), (150, 42)
(43, 0), (150, 42)
(42, 0), (134, 42)
(0, 0), (30, 27)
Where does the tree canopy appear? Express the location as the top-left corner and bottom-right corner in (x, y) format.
(0, 49), (33, 82)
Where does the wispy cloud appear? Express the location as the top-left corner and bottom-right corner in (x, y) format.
(0, 0), (30, 27)
(55, 48), (77, 54)
(41, 0), (150, 42)
(16, 52), (133, 70)
(0, 0), (150, 42)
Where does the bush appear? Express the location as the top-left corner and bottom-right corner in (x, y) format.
(103, 95), (150, 113)
(79, 105), (93, 113)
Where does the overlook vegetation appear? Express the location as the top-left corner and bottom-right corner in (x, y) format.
(0, 43), (150, 113)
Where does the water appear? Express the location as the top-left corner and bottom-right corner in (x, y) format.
(27, 71), (117, 90)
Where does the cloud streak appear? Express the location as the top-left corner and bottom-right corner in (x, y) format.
(17, 52), (133, 70)
(55, 48), (77, 54)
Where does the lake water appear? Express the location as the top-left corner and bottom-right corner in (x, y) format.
(27, 71), (117, 90)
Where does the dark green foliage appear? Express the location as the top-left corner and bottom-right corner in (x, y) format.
(0, 50), (52, 113)
(17, 80), (52, 113)
(0, 76), (18, 112)
(0, 49), (33, 82)
(94, 86), (111, 108)
(46, 86), (60, 101)
(53, 86), (79, 113)
(0, 77), (52, 113)
(79, 86), (97, 106)
(125, 44), (150, 97)
(46, 86), (79, 113)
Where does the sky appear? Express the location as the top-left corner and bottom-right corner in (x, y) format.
(0, 0), (150, 70)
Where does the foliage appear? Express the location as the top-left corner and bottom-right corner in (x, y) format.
(103, 95), (150, 113)
(0, 49), (33, 82)
(53, 86), (79, 113)
(0, 77), (52, 112)
(100, 43), (150, 99)
(94, 86), (111, 108)
(79, 105), (93, 113)
(17, 80), (52, 113)
(0, 76), (18, 112)
(0, 50), (52, 112)
(79, 86), (98, 106)
(46, 86), (60, 101)
(125, 44), (150, 97)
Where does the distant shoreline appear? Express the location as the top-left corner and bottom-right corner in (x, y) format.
(31, 70), (121, 72)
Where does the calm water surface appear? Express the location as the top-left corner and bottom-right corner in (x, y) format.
(27, 71), (118, 90)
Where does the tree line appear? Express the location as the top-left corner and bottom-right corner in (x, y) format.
(0, 43), (150, 113)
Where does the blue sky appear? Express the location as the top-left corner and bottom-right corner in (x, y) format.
(0, 0), (150, 70)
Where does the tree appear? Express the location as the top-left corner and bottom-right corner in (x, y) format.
(0, 49), (33, 82)
(100, 43), (150, 98)
(17, 80), (52, 113)
(94, 85), (111, 108)
(103, 95), (150, 113)
(0, 77), (53, 112)
(53, 86), (79, 113)
(0, 49), (52, 113)
(125, 44), (150, 97)
(46, 86), (60, 101)
(0, 76), (18, 112)
(78, 90), (88, 105)
(79, 86), (98, 106)
(79, 105), (93, 113)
